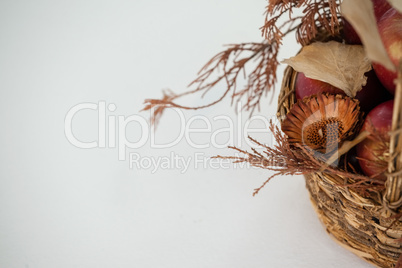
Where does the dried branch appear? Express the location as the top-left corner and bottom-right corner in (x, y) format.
(262, 0), (342, 46)
(214, 122), (385, 196)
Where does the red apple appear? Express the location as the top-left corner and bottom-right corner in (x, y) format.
(295, 70), (391, 113)
(378, 8), (402, 67)
(372, 6), (402, 94)
(356, 100), (394, 179)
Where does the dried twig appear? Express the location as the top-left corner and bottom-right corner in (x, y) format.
(214, 122), (385, 196)
(143, 0), (342, 126)
(262, 0), (342, 46)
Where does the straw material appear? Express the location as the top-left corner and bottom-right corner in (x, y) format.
(278, 64), (402, 267)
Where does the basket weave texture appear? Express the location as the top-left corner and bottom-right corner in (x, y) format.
(277, 61), (402, 267)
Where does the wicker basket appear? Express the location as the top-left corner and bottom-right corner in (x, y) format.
(277, 51), (402, 266)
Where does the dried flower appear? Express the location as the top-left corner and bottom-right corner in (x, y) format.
(281, 94), (361, 155)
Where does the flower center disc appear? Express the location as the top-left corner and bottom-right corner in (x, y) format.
(305, 117), (344, 150)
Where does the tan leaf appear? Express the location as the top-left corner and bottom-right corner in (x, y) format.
(387, 0), (402, 13)
(282, 41), (372, 97)
(341, 0), (395, 71)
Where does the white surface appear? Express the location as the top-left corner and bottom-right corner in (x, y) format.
(0, 0), (373, 267)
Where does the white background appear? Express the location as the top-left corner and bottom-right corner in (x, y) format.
(0, 0), (372, 267)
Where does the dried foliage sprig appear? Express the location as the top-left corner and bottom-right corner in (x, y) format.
(356, 119), (391, 179)
(263, 0), (342, 46)
(143, 0), (342, 126)
(214, 122), (386, 196)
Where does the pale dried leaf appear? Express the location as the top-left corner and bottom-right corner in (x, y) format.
(282, 41), (372, 97)
(387, 0), (402, 13)
(341, 0), (395, 71)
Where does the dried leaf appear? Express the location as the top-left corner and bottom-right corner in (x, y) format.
(387, 0), (402, 13)
(145, 0), (343, 126)
(341, 0), (395, 71)
(282, 41), (372, 97)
